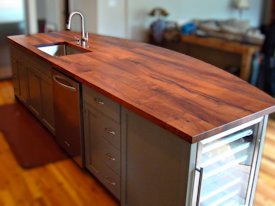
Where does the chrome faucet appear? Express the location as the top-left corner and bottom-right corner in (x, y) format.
(67, 11), (89, 47)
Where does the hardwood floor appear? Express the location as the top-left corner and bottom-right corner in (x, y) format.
(0, 81), (118, 206)
(254, 118), (275, 206)
(0, 80), (274, 205)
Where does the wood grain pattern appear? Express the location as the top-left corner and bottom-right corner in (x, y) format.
(7, 32), (275, 143)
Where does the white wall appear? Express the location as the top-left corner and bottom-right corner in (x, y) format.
(45, 0), (65, 31)
(25, 0), (38, 34)
(178, 0), (262, 23)
(69, 0), (98, 33)
(69, 0), (126, 38)
(97, 0), (126, 38)
(128, 0), (264, 41)
(68, 0), (263, 41)
(36, 0), (46, 20)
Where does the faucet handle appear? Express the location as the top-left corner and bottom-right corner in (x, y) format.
(84, 32), (89, 41)
(73, 36), (80, 45)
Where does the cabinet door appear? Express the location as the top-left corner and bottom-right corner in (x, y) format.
(41, 77), (55, 133)
(28, 69), (42, 116)
(11, 59), (19, 97)
(29, 58), (55, 133)
(17, 62), (29, 103)
(121, 108), (196, 206)
(10, 45), (55, 134)
(11, 59), (29, 103)
(10, 47), (29, 103)
(84, 105), (102, 173)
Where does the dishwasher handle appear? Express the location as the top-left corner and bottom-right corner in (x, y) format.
(53, 75), (77, 92)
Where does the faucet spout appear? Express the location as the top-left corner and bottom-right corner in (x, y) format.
(67, 11), (88, 47)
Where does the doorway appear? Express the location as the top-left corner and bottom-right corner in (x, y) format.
(0, 0), (27, 80)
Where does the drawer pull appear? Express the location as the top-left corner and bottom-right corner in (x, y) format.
(94, 98), (105, 105)
(105, 177), (116, 186)
(105, 153), (116, 161)
(64, 141), (71, 147)
(104, 128), (116, 136)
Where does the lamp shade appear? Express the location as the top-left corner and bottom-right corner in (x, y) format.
(233, 0), (250, 9)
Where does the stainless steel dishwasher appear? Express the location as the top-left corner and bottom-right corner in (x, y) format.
(52, 70), (83, 167)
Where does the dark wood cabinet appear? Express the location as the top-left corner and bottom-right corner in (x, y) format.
(10, 48), (29, 103)
(28, 67), (42, 116)
(41, 77), (55, 131)
(10, 45), (55, 134)
(83, 85), (121, 200)
(27, 60), (55, 133)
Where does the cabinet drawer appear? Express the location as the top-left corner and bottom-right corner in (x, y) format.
(99, 138), (120, 175)
(101, 165), (120, 199)
(98, 114), (121, 150)
(94, 163), (121, 199)
(83, 85), (120, 122)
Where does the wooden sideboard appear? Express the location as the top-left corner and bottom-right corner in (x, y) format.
(181, 35), (261, 81)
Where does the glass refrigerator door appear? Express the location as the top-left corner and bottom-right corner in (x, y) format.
(194, 117), (265, 206)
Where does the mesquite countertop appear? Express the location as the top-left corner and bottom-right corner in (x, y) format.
(8, 31), (275, 143)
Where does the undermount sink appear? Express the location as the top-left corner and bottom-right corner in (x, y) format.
(36, 42), (89, 57)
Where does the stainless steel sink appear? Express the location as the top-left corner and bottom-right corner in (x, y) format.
(36, 42), (89, 57)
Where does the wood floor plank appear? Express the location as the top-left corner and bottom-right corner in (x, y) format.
(47, 164), (85, 205)
(259, 158), (275, 177)
(22, 170), (43, 200)
(0, 81), (14, 105)
(55, 161), (119, 206)
(0, 190), (15, 206)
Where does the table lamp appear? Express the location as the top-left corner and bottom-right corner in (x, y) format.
(233, 0), (250, 19)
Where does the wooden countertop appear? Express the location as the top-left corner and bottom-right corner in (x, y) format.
(7, 31), (275, 143)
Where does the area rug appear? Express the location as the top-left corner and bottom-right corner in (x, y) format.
(0, 101), (68, 168)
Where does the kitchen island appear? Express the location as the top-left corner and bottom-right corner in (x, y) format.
(8, 31), (275, 206)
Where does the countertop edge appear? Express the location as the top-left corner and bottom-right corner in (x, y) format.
(192, 106), (275, 143)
